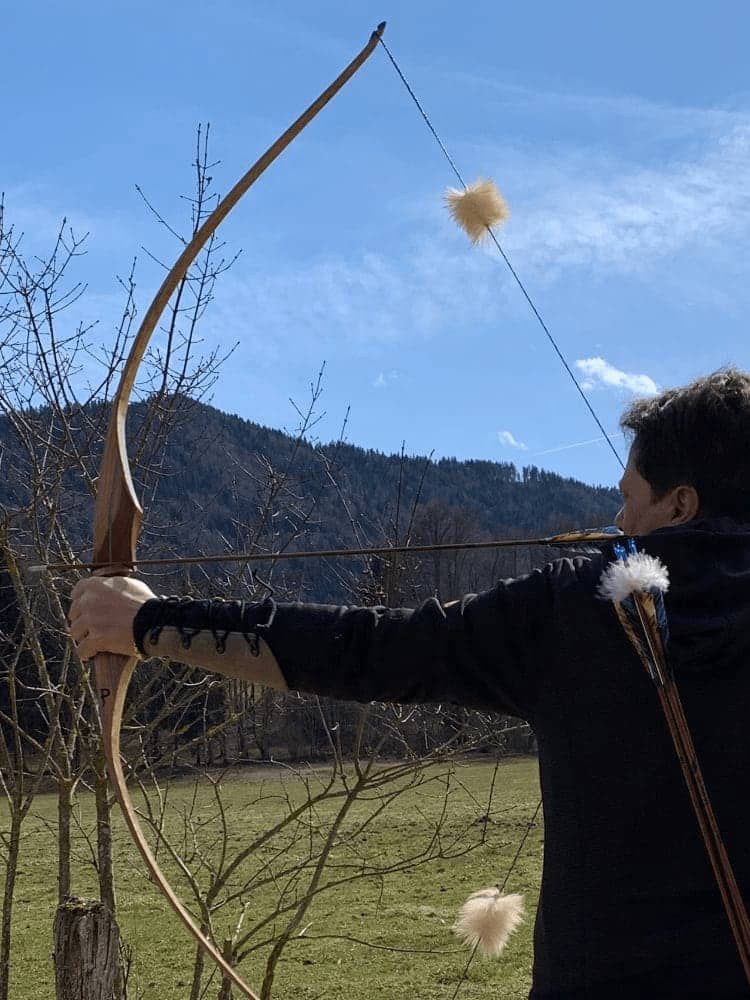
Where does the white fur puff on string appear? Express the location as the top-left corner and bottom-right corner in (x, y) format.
(445, 179), (509, 244)
(452, 887), (524, 957)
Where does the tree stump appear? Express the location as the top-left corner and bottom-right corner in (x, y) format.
(53, 897), (124, 1000)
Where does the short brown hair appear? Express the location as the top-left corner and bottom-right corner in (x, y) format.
(620, 368), (750, 522)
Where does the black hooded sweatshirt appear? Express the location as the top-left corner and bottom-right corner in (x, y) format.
(135, 519), (750, 998)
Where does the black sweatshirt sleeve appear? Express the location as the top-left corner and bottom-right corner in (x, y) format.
(133, 558), (590, 723)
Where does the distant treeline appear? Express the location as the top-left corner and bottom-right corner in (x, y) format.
(0, 396), (621, 761)
(0, 396), (619, 603)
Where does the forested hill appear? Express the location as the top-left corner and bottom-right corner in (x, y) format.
(0, 397), (621, 603)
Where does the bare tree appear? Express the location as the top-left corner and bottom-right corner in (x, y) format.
(0, 127), (252, 995)
(0, 124), (542, 998)
(120, 695), (502, 999)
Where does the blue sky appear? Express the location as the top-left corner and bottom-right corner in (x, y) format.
(4, 1), (749, 490)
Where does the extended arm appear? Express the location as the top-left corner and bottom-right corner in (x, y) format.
(69, 566), (566, 721)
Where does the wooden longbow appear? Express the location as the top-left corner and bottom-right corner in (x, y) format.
(92, 23), (385, 999)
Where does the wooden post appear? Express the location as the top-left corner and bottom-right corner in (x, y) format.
(53, 898), (124, 1000)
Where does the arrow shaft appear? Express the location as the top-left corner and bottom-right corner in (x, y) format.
(34, 528), (620, 573)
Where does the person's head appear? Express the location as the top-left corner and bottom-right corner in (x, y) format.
(615, 368), (750, 535)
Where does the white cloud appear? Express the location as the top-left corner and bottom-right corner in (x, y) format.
(496, 123), (750, 279)
(11, 82), (745, 379)
(575, 357), (658, 396)
(2, 183), (137, 257)
(451, 72), (748, 137)
(373, 369), (402, 388)
(497, 429), (528, 450)
(202, 113), (750, 363)
(206, 242), (501, 360)
(533, 432), (624, 457)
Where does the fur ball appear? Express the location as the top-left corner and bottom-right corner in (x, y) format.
(598, 551), (670, 603)
(452, 888), (524, 957)
(445, 179), (510, 244)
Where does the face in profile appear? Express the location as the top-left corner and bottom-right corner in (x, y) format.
(615, 448), (699, 535)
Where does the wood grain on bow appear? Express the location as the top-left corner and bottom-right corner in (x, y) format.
(92, 23), (385, 999)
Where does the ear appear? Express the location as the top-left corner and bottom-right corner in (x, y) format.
(669, 484), (700, 524)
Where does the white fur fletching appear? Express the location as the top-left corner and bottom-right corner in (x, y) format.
(598, 551), (670, 603)
(445, 179), (509, 244)
(452, 888), (524, 957)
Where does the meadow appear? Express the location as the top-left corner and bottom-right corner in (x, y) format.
(5, 756), (542, 999)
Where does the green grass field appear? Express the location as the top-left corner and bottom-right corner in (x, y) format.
(5, 756), (541, 999)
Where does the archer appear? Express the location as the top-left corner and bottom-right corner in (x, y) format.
(69, 367), (750, 998)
